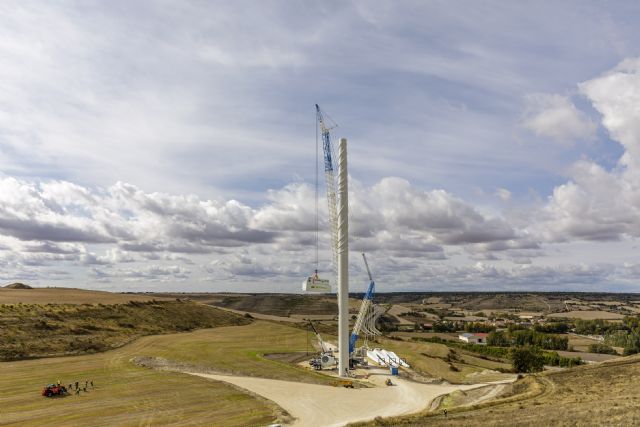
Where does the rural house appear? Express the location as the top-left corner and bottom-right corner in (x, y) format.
(458, 332), (488, 345)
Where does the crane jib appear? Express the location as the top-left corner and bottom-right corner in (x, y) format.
(322, 132), (333, 172)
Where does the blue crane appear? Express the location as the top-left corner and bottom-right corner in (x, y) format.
(349, 253), (376, 354)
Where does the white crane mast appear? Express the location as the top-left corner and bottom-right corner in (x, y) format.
(316, 105), (340, 281)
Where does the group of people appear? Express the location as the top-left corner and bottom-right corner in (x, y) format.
(59, 379), (94, 395)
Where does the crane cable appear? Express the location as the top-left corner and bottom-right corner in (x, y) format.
(315, 112), (319, 272)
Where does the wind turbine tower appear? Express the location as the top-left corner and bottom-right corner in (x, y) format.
(337, 137), (349, 377)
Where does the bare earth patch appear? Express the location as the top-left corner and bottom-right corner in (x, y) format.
(548, 310), (624, 320)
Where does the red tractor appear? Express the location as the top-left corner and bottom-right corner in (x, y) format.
(42, 384), (67, 397)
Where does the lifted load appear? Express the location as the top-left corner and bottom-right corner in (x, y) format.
(302, 271), (331, 293)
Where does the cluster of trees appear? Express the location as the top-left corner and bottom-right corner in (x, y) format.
(510, 346), (582, 372)
(574, 318), (618, 335)
(604, 317), (640, 355)
(533, 322), (569, 334)
(463, 322), (495, 333)
(588, 343), (618, 355)
(432, 322), (457, 333)
(487, 330), (568, 350)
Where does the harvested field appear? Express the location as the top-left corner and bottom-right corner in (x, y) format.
(375, 337), (513, 384)
(556, 350), (620, 363)
(0, 287), (171, 305)
(548, 310), (624, 320)
(567, 334), (604, 352)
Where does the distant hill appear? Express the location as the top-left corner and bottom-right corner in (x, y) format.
(210, 294), (338, 317)
(3, 283), (32, 289)
(0, 287), (173, 305)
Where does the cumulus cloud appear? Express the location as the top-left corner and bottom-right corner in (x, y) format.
(579, 57), (640, 168)
(91, 265), (191, 282)
(522, 93), (597, 144)
(530, 58), (640, 243)
(0, 173), (534, 286)
(251, 177), (523, 261)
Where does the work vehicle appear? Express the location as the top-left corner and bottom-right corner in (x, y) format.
(41, 384), (67, 397)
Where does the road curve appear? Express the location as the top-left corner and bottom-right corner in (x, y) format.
(190, 371), (511, 427)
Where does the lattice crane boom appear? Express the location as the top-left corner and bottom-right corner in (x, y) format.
(315, 104), (340, 282)
(349, 253), (377, 353)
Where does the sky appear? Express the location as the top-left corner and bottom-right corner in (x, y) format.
(2, 1), (640, 292)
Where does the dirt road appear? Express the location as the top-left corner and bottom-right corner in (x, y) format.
(191, 370), (513, 427)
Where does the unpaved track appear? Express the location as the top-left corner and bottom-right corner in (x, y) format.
(191, 371), (513, 427)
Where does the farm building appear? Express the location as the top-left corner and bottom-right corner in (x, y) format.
(458, 332), (488, 345)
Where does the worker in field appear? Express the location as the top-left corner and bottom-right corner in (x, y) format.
(75, 381), (79, 389)
(444, 408), (448, 418)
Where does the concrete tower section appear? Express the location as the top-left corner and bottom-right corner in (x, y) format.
(337, 137), (349, 377)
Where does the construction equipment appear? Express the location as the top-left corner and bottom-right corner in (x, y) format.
(302, 105), (339, 293)
(348, 253), (384, 367)
(41, 384), (67, 397)
(336, 379), (354, 388)
(308, 320), (336, 370)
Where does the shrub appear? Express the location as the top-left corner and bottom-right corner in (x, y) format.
(588, 343), (617, 355)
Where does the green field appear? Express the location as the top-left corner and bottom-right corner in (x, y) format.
(0, 321), (333, 426)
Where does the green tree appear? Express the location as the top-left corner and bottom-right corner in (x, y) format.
(487, 330), (509, 347)
(510, 345), (544, 373)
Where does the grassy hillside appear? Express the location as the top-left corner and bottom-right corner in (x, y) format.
(355, 356), (640, 426)
(0, 321), (335, 425)
(0, 300), (250, 360)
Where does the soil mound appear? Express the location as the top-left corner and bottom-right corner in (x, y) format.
(4, 283), (32, 289)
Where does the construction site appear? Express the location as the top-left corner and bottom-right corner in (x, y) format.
(0, 106), (521, 427)
(6, 105), (636, 427)
(301, 105), (405, 379)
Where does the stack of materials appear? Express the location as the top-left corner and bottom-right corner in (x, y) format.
(366, 348), (410, 368)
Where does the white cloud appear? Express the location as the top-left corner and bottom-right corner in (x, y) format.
(3, 5), (640, 291)
(522, 93), (597, 144)
(530, 58), (640, 243)
(579, 57), (640, 168)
